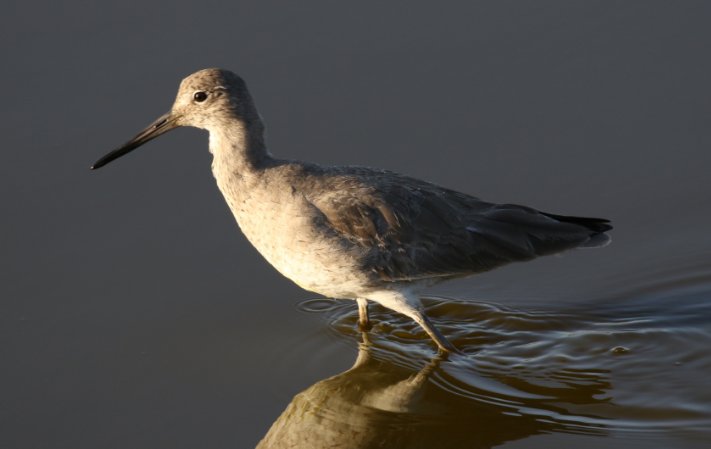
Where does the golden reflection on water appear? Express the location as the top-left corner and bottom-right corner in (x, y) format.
(259, 288), (711, 448)
(257, 332), (611, 448)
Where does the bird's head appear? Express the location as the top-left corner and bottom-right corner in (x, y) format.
(92, 68), (259, 169)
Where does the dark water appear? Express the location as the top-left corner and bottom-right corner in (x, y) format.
(2, 2), (711, 448)
(257, 271), (711, 448)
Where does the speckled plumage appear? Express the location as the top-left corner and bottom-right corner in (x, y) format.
(94, 68), (612, 353)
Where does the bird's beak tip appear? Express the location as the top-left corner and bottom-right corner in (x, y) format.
(91, 110), (175, 170)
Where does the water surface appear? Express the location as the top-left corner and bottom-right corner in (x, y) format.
(257, 271), (711, 448)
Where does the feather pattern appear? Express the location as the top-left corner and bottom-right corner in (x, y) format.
(297, 164), (611, 283)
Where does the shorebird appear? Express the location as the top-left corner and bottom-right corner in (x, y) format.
(92, 68), (612, 353)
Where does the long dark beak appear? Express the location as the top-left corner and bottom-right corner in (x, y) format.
(91, 110), (180, 169)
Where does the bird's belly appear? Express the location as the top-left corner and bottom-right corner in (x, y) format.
(248, 231), (370, 299)
(231, 197), (372, 299)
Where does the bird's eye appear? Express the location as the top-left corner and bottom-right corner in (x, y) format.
(194, 91), (208, 102)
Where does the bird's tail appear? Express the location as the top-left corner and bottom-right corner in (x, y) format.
(539, 212), (612, 248)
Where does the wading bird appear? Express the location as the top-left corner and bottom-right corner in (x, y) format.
(92, 69), (612, 353)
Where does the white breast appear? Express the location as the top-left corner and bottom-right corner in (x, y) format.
(212, 164), (372, 299)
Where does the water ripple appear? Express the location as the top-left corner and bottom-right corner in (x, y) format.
(290, 281), (711, 441)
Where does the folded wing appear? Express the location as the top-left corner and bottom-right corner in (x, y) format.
(309, 171), (611, 282)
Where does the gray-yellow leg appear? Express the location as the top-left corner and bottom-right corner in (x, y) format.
(416, 312), (460, 354)
(357, 298), (371, 330)
(365, 289), (460, 353)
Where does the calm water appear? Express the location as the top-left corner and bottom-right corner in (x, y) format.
(2, 2), (711, 448)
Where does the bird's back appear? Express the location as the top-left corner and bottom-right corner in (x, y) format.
(279, 163), (612, 286)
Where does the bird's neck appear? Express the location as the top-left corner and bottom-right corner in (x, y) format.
(209, 117), (272, 180)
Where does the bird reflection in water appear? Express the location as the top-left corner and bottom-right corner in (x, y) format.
(257, 332), (612, 449)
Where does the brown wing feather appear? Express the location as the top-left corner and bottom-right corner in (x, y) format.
(306, 166), (610, 282)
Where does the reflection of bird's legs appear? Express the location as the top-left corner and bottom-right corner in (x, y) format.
(410, 352), (444, 385)
(353, 331), (373, 368)
(357, 298), (372, 330)
(360, 330), (372, 347)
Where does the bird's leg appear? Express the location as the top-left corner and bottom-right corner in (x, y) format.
(357, 298), (372, 330)
(414, 312), (460, 354)
(367, 290), (460, 353)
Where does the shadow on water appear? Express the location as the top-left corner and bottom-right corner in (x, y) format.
(258, 281), (711, 448)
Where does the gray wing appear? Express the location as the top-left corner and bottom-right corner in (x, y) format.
(308, 169), (611, 282)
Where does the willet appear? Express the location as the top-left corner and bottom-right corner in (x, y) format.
(92, 68), (612, 353)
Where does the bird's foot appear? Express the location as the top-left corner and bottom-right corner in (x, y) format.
(438, 344), (463, 356)
(358, 319), (373, 332)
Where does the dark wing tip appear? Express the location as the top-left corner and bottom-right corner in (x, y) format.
(540, 212), (613, 233)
